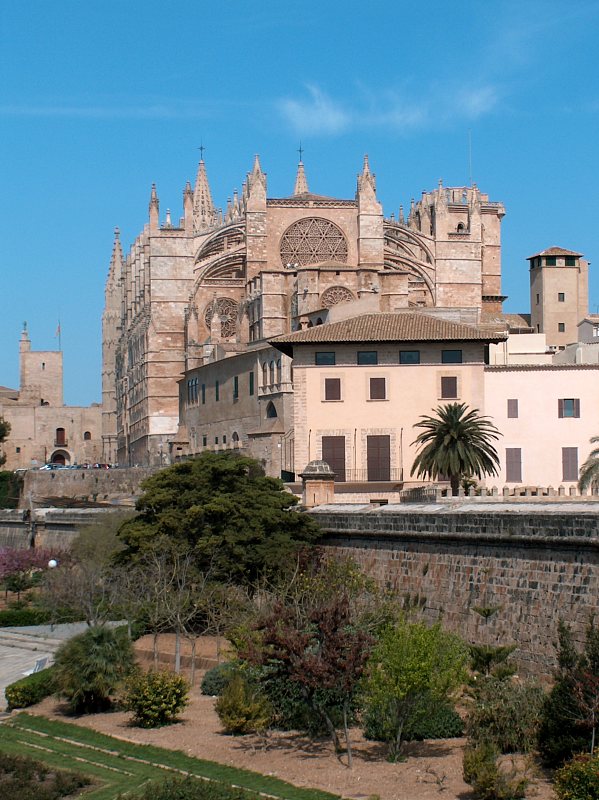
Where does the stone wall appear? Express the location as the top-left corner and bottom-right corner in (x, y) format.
(0, 508), (125, 550)
(21, 467), (157, 508)
(310, 503), (599, 677)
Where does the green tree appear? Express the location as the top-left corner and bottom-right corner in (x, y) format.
(411, 402), (501, 495)
(578, 436), (599, 493)
(361, 620), (468, 760)
(53, 625), (135, 713)
(0, 417), (10, 467)
(117, 452), (322, 584)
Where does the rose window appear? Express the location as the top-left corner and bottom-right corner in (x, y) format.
(320, 286), (355, 308)
(204, 297), (239, 339)
(280, 218), (348, 266)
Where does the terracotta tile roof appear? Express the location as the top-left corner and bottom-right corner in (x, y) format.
(271, 312), (507, 355)
(527, 246), (583, 259)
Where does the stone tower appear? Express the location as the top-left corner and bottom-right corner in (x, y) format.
(528, 246), (589, 349)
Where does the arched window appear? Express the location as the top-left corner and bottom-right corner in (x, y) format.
(276, 359), (281, 384)
(456, 222), (466, 233)
(232, 431), (240, 445)
(269, 361), (275, 385)
(307, 320), (314, 328)
(83, 431), (91, 441)
(316, 317), (323, 325)
(266, 401), (278, 419)
(262, 362), (268, 387)
(55, 427), (66, 446)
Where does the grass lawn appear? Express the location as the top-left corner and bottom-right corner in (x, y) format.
(0, 713), (340, 800)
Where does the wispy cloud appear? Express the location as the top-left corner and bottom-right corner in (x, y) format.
(278, 85), (350, 135)
(0, 100), (215, 119)
(278, 82), (500, 136)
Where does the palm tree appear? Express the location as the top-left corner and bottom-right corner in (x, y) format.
(411, 402), (501, 496)
(578, 436), (599, 494)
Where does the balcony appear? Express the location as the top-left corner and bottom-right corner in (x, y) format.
(54, 437), (68, 447)
(336, 468), (403, 483)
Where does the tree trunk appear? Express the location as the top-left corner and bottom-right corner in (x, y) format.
(343, 702), (352, 769)
(175, 629), (181, 674)
(450, 474), (460, 497)
(190, 639), (197, 686)
(153, 632), (159, 669)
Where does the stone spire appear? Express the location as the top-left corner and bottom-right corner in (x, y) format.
(248, 154), (266, 192)
(110, 227), (123, 271)
(293, 160), (309, 195)
(193, 158), (216, 233)
(149, 183), (159, 232)
(357, 154), (376, 194)
(183, 180), (193, 232)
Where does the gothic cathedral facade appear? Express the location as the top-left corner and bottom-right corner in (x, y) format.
(102, 154), (505, 466)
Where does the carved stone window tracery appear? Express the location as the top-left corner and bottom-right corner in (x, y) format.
(204, 297), (239, 339)
(280, 218), (348, 266)
(320, 286), (354, 308)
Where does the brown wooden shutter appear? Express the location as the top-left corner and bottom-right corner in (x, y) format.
(507, 399), (518, 418)
(574, 398), (581, 418)
(322, 436), (346, 482)
(558, 399), (564, 418)
(441, 376), (458, 399)
(562, 447), (578, 481)
(324, 378), (341, 401)
(369, 377), (386, 400)
(367, 435), (391, 481)
(505, 448), (522, 482)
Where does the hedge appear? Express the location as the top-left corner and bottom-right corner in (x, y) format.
(5, 666), (56, 710)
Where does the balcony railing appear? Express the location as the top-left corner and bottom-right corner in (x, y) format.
(336, 468), (403, 483)
(54, 438), (68, 447)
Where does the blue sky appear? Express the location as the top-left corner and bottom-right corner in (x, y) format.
(2, 0), (599, 405)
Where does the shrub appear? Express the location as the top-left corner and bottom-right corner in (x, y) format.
(215, 673), (271, 735)
(463, 742), (528, 800)
(5, 665), (56, 709)
(125, 670), (189, 727)
(0, 608), (52, 627)
(200, 662), (240, 696)
(538, 678), (591, 765)
(0, 751), (89, 800)
(128, 775), (263, 800)
(554, 753), (599, 800)
(364, 695), (463, 742)
(53, 625), (135, 713)
(467, 678), (545, 753)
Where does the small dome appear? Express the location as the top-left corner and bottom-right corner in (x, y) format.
(300, 460), (335, 478)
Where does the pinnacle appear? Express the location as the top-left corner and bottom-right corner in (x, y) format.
(193, 155), (216, 232)
(294, 161), (309, 195)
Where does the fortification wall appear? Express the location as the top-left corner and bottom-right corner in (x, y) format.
(310, 503), (599, 677)
(20, 467), (156, 507)
(0, 508), (126, 550)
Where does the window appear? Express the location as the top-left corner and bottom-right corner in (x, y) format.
(507, 399), (518, 419)
(200, 383), (205, 404)
(266, 401), (277, 418)
(223, 434), (227, 445)
(593, 326), (599, 338)
(315, 352), (336, 365)
(442, 349), (463, 364)
(232, 431), (239, 444)
(400, 350), (420, 364)
(558, 292), (565, 302)
(215, 437), (219, 444)
(536, 293), (540, 305)
(262, 363), (267, 387)
(41, 362), (45, 370)
(269, 361), (275, 385)
(322, 436), (346, 482)
(558, 323), (565, 333)
(249, 371), (255, 395)
(369, 377), (386, 400)
(562, 447), (578, 481)
(233, 376), (239, 399)
(546, 256), (557, 266)
(324, 378), (341, 401)
(215, 380), (220, 401)
(441, 376), (458, 399)
(558, 398), (580, 418)
(55, 427), (66, 446)
(506, 448), (522, 482)
(357, 351), (378, 365)
(276, 359), (282, 383)
(367, 435), (391, 481)
(202, 435), (207, 447)
(83, 431), (92, 441)
(565, 257), (576, 266)
(16, 447), (20, 453)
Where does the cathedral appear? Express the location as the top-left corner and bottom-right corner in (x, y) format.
(102, 153), (506, 467)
